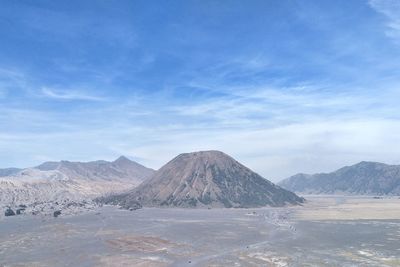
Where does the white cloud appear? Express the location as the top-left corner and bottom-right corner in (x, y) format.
(169, 82), (397, 130)
(0, 67), (29, 94)
(369, 0), (400, 42)
(41, 87), (105, 101)
(1, 92), (400, 182)
(1, 75), (399, 182)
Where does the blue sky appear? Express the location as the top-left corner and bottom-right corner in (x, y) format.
(1, 0), (400, 181)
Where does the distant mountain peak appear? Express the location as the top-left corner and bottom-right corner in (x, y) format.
(279, 161), (400, 195)
(36, 161), (61, 171)
(181, 150), (225, 156)
(114, 155), (131, 163)
(173, 150), (234, 163)
(354, 161), (379, 166)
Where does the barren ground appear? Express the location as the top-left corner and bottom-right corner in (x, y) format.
(1, 196), (399, 266)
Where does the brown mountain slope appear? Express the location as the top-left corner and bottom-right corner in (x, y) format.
(105, 151), (304, 208)
(0, 156), (155, 206)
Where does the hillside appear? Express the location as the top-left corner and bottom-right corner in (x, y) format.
(278, 161), (400, 195)
(104, 150), (304, 208)
(0, 156), (154, 207)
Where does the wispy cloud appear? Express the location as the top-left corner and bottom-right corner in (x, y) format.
(369, 0), (400, 42)
(1, 1), (400, 180)
(169, 80), (400, 128)
(41, 87), (105, 101)
(0, 67), (29, 94)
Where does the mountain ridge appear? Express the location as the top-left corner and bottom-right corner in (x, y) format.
(278, 161), (400, 195)
(0, 156), (155, 207)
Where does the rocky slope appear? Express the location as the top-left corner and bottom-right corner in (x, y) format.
(104, 150), (304, 208)
(278, 161), (400, 195)
(0, 156), (154, 208)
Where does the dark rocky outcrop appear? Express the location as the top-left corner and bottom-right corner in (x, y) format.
(53, 210), (62, 217)
(5, 208), (15, 216)
(126, 201), (142, 210)
(16, 208), (25, 215)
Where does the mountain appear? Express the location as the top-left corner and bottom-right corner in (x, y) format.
(0, 168), (21, 177)
(36, 156), (154, 183)
(0, 156), (154, 206)
(278, 161), (400, 195)
(104, 150), (304, 208)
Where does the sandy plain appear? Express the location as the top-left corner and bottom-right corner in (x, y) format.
(296, 195), (400, 220)
(0, 196), (399, 266)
